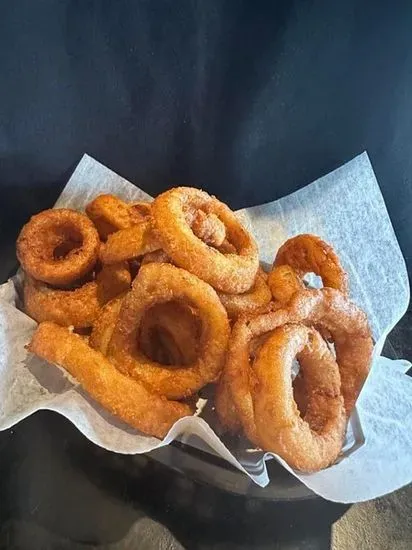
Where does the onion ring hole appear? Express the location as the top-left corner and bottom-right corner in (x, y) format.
(138, 300), (202, 367)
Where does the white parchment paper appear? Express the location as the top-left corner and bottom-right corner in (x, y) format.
(0, 152), (411, 503)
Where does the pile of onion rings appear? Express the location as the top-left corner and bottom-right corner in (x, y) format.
(20, 188), (372, 470)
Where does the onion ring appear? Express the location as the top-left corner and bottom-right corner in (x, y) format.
(100, 207), (228, 266)
(267, 264), (305, 304)
(100, 219), (161, 265)
(86, 194), (151, 240)
(215, 371), (242, 435)
(218, 269), (272, 318)
(217, 240), (238, 254)
(286, 288), (372, 415)
(90, 294), (125, 355)
(274, 234), (348, 295)
(223, 309), (290, 445)
(28, 322), (191, 438)
(107, 263), (230, 399)
(17, 209), (100, 286)
(223, 287), (371, 444)
(249, 288), (372, 415)
(190, 210), (226, 247)
(253, 324), (346, 472)
(141, 249), (172, 265)
(268, 265), (333, 342)
(151, 187), (259, 293)
(90, 295), (200, 366)
(24, 263), (131, 328)
(216, 330), (316, 437)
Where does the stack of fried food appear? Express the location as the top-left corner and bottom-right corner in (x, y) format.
(17, 187), (373, 472)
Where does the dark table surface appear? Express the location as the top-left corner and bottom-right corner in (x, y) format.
(1, 1), (412, 548)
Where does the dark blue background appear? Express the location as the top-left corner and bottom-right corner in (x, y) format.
(1, 0), (411, 277)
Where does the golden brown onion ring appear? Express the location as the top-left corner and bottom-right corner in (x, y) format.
(17, 209), (100, 286)
(253, 324), (346, 472)
(24, 263), (131, 329)
(215, 371), (242, 435)
(86, 194), (151, 240)
(223, 287), (371, 444)
(190, 210), (226, 247)
(267, 264), (305, 304)
(100, 220), (161, 265)
(248, 288), (372, 415)
(286, 288), (372, 415)
(268, 264), (333, 342)
(274, 234), (348, 295)
(216, 330), (313, 438)
(107, 263), (230, 399)
(89, 294), (125, 355)
(216, 240), (238, 254)
(28, 322), (191, 438)
(223, 311), (289, 445)
(90, 295), (200, 366)
(218, 269), (272, 319)
(151, 187), (259, 293)
(141, 211), (227, 264)
(141, 249), (172, 265)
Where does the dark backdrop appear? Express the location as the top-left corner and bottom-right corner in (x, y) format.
(1, 0), (411, 277)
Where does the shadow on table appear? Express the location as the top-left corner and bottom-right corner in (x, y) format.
(0, 411), (347, 549)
